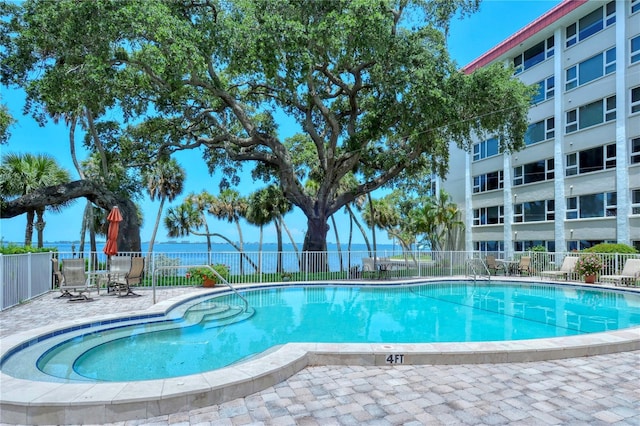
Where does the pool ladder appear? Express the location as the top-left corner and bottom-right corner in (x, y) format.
(466, 258), (491, 283)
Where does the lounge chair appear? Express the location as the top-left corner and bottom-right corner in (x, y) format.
(109, 256), (143, 297)
(517, 256), (531, 276)
(600, 259), (640, 287)
(51, 258), (63, 288)
(107, 255), (132, 294)
(58, 258), (95, 301)
(540, 256), (578, 281)
(486, 255), (505, 275)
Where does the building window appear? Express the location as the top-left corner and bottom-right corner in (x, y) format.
(515, 241), (555, 252)
(474, 241), (504, 252)
(473, 206), (504, 225)
(567, 240), (608, 251)
(565, 48), (615, 91)
(532, 76), (555, 104)
(632, 137), (640, 164)
(632, 87), (640, 114)
(565, 96), (616, 133)
(513, 158), (554, 186)
(525, 117), (554, 145)
(566, 192), (617, 219)
(632, 0), (640, 14)
(473, 170), (504, 193)
(513, 36), (554, 74)
(565, 143), (616, 176)
(566, 2), (615, 48)
(473, 137), (500, 161)
(513, 200), (554, 223)
(632, 189), (640, 215)
(632, 35), (640, 64)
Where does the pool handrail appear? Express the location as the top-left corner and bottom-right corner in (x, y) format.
(151, 264), (249, 311)
(467, 257), (491, 283)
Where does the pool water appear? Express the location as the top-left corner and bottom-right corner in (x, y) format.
(5, 282), (640, 382)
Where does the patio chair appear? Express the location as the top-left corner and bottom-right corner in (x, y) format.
(540, 256), (578, 281)
(51, 258), (63, 288)
(485, 255), (504, 275)
(107, 255), (132, 294)
(58, 258), (95, 301)
(600, 259), (640, 287)
(517, 256), (531, 276)
(109, 256), (144, 297)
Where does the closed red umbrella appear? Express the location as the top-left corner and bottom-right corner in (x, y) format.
(103, 206), (123, 256)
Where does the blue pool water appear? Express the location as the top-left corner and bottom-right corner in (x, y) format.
(4, 282), (640, 382)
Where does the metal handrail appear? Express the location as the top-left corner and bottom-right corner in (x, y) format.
(151, 264), (249, 311)
(467, 258), (491, 283)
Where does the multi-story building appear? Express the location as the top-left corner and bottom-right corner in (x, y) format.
(439, 0), (640, 256)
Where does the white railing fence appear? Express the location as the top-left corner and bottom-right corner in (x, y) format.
(1, 252), (52, 311)
(2, 250), (638, 311)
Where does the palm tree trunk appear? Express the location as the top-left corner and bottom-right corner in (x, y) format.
(147, 197), (165, 259)
(368, 193), (377, 267)
(190, 230), (259, 271)
(202, 214), (213, 264)
(330, 214), (344, 272)
(24, 210), (35, 246)
(79, 203), (88, 254)
(71, 118), (88, 258)
(85, 108), (109, 177)
(279, 214), (301, 263)
(258, 225), (264, 275)
(35, 208), (45, 248)
(234, 219), (245, 274)
(346, 205), (371, 256)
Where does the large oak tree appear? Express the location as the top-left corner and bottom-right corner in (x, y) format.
(1, 0), (532, 253)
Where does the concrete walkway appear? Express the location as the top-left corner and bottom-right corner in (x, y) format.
(1, 287), (639, 425)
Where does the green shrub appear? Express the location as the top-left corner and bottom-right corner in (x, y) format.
(583, 243), (637, 254)
(0, 244), (56, 254)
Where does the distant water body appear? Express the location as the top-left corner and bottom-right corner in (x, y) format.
(41, 241), (397, 254)
(41, 241), (400, 273)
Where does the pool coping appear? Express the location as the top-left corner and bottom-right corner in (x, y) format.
(1, 277), (639, 425)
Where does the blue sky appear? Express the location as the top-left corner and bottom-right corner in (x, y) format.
(1, 0), (561, 246)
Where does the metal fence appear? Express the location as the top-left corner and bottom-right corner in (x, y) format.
(0, 252), (53, 311)
(2, 249), (638, 311)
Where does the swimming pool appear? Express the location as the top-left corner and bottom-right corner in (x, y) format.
(2, 280), (640, 383)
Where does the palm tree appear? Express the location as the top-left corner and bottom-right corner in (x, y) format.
(186, 192), (215, 262)
(208, 189), (249, 272)
(164, 203), (203, 239)
(411, 190), (464, 251)
(246, 185), (296, 273)
(0, 153), (71, 247)
(144, 159), (185, 257)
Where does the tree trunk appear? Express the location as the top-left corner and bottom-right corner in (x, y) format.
(24, 210), (35, 246)
(35, 208), (45, 248)
(302, 216), (330, 272)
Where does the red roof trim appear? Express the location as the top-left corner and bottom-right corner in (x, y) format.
(462, 0), (588, 74)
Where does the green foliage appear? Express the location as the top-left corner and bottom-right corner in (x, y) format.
(583, 243), (638, 254)
(0, 243), (55, 254)
(0, 103), (15, 144)
(2, 0), (532, 252)
(187, 264), (230, 281)
(530, 245), (547, 252)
